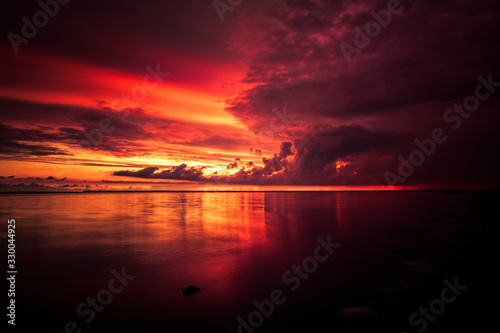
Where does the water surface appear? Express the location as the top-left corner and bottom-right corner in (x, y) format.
(0, 192), (486, 332)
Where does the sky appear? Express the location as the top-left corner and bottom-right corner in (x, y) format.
(0, 0), (499, 191)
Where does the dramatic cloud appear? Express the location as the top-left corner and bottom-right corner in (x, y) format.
(114, 164), (205, 181)
(0, 98), (246, 164)
(223, 0), (500, 187)
(227, 0), (500, 127)
(112, 131), (401, 185)
(227, 158), (241, 170)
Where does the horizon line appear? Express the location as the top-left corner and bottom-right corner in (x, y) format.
(1, 189), (499, 194)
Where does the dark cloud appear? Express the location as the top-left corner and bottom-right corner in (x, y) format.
(101, 180), (175, 184)
(223, 125), (409, 185)
(112, 114), (500, 186)
(250, 148), (262, 156)
(0, 141), (69, 157)
(0, 100), (157, 157)
(0, 99), (247, 162)
(0, 123), (72, 157)
(152, 164), (205, 181)
(114, 164), (205, 181)
(222, 0), (500, 186)
(227, 0), (500, 131)
(291, 124), (407, 175)
(114, 166), (159, 178)
(113, 141), (294, 184)
(0, 182), (72, 192)
(227, 158), (241, 170)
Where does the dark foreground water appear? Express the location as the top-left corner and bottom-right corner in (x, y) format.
(0, 191), (498, 332)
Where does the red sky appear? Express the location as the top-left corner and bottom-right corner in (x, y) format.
(1, 0), (499, 191)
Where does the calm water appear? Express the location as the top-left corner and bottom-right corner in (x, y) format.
(0, 192), (489, 332)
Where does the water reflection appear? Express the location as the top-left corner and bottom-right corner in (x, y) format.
(0, 191), (470, 332)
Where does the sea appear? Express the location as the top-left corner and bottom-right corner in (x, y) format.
(0, 191), (498, 332)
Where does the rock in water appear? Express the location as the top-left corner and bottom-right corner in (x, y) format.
(182, 285), (200, 296)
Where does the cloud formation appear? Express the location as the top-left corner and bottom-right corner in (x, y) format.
(114, 164), (205, 181)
